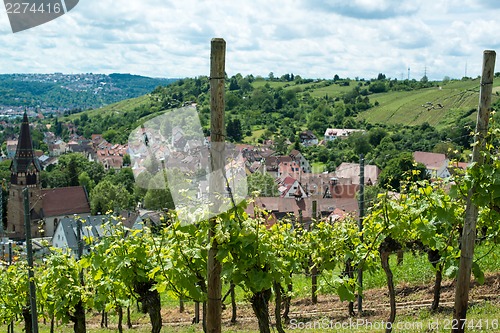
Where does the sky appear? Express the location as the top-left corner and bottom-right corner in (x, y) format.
(1, 0), (500, 81)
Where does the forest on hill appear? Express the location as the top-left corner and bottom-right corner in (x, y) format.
(0, 73), (176, 113)
(63, 73), (500, 172)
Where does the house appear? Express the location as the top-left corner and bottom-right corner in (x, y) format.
(6, 139), (18, 158)
(289, 149), (312, 173)
(324, 128), (364, 141)
(265, 155), (292, 177)
(132, 210), (168, 230)
(91, 134), (105, 148)
(246, 197), (359, 229)
(52, 215), (109, 257)
(277, 176), (308, 199)
(413, 151), (451, 179)
(448, 161), (470, 175)
(40, 186), (92, 237)
(95, 143), (129, 170)
(48, 139), (67, 156)
(299, 130), (318, 146)
(277, 160), (302, 179)
(327, 208), (352, 222)
(334, 162), (381, 185)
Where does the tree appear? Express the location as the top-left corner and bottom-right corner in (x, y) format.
(143, 171), (175, 211)
(226, 119), (243, 142)
(378, 153), (429, 191)
(90, 180), (132, 214)
(78, 171), (95, 193)
(122, 154), (131, 166)
(247, 172), (279, 197)
(144, 187), (175, 211)
(229, 77), (240, 91)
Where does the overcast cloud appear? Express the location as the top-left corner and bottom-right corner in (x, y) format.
(0, 0), (499, 80)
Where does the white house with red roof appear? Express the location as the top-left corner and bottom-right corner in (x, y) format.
(278, 176), (307, 199)
(324, 128), (364, 141)
(413, 151), (451, 179)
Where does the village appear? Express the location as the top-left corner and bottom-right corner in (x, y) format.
(1, 113), (468, 258)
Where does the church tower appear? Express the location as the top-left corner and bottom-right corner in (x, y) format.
(6, 112), (43, 240)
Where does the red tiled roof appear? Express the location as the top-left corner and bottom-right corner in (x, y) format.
(246, 197), (359, 221)
(281, 176), (297, 186)
(413, 151), (447, 170)
(42, 186), (91, 217)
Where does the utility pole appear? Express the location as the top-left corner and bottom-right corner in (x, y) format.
(207, 37), (226, 333)
(357, 155), (365, 315)
(453, 50), (496, 333)
(24, 187), (39, 333)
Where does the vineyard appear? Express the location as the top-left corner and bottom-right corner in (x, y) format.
(1, 44), (499, 333)
(0, 115), (499, 333)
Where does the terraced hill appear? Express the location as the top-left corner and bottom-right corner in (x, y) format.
(356, 78), (500, 129)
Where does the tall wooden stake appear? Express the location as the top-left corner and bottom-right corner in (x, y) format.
(24, 187), (39, 333)
(311, 200), (318, 304)
(453, 50), (496, 333)
(358, 154), (365, 315)
(207, 37), (226, 333)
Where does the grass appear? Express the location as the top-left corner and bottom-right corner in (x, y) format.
(243, 128), (266, 144)
(358, 78), (500, 129)
(64, 94), (151, 121)
(311, 162), (327, 173)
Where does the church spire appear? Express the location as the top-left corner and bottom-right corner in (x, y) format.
(11, 112), (40, 175)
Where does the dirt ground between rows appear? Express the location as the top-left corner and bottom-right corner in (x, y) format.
(158, 272), (500, 329)
(88, 272), (500, 331)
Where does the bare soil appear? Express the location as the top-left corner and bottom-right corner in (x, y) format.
(89, 272), (500, 331)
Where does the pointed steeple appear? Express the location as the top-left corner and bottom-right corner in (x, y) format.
(11, 112), (41, 174)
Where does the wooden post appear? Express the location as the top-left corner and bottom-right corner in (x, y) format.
(358, 154), (365, 315)
(24, 188), (39, 333)
(207, 37), (226, 333)
(453, 50), (496, 333)
(311, 200), (318, 304)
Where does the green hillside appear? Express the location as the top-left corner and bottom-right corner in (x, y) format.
(66, 94), (151, 120)
(62, 75), (500, 146)
(357, 78), (500, 129)
(0, 73), (175, 113)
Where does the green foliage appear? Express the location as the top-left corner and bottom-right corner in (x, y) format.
(142, 171), (175, 211)
(305, 218), (360, 301)
(42, 153), (105, 189)
(0, 262), (29, 324)
(247, 172), (279, 197)
(0, 73), (174, 111)
(38, 250), (91, 325)
(378, 153), (429, 191)
(90, 180), (133, 214)
(226, 118), (243, 142)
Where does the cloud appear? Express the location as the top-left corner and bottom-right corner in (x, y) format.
(303, 0), (420, 19)
(0, 0), (498, 80)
